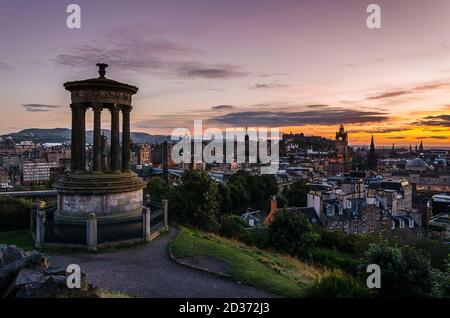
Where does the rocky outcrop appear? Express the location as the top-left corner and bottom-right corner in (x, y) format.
(0, 245), (99, 298)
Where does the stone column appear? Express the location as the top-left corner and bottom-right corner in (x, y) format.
(70, 104), (79, 171)
(122, 106), (132, 172)
(87, 213), (97, 251)
(80, 106), (86, 170)
(92, 104), (102, 172)
(70, 104), (86, 172)
(110, 105), (121, 172)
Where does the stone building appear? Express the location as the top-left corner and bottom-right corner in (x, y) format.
(304, 178), (420, 234)
(390, 158), (450, 194)
(21, 161), (58, 185)
(151, 142), (174, 167)
(328, 124), (352, 175)
(133, 143), (151, 165)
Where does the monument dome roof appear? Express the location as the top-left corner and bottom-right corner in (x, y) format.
(63, 63), (138, 95)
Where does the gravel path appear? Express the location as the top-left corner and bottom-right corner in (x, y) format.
(48, 228), (274, 298)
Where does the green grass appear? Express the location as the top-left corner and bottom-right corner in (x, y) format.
(170, 226), (336, 297)
(0, 230), (34, 250)
(310, 247), (362, 275)
(100, 290), (138, 298)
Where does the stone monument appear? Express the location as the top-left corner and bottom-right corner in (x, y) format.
(53, 64), (146, 221)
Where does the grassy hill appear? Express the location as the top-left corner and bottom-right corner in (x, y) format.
(170, 227), (337, 297)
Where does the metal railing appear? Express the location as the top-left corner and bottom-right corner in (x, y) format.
(33, 200), (168, 249)
(147, 200), (166, 232)
(97, 215), (143, 244)
(150, 207), (165, 232)
(44, 208), (87, 245)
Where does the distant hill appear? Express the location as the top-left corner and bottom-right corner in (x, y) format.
(1, 128), (169, 144)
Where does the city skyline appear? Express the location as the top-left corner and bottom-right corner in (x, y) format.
(1, 0), (450, 146)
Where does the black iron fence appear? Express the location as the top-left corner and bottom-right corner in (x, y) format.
(150, 206), (165, 232)
(97, 215), (143, 244)
(33, 200), (168, 249)
(44, 208), (87, 245)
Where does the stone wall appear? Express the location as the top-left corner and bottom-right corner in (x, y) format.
(58, 189), (143, 217)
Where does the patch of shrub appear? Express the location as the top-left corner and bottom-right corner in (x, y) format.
(0, 197), (32, 231)
(219, 214), (247, 240)
(305, 274), (372, 298)
(430, 267), (450, 298)
(310, 248), (362, 276)
(317, 229), (381, 256)
(359, 242), (434, 297)
(240, 227), (270, 248)
(268, 209), (320, 258)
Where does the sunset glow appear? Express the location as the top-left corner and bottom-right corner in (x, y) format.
(1, 0), (450, 147)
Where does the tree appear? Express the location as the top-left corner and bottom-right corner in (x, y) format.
(282, 180), (310, 207)
(171, 170), (220, 232)
(360, 243), (433, 297)
(268, 209), (320, 257)
(227, 170), (278, 212)
(144, 177), (171, 202)
(216, 182), (232, 215)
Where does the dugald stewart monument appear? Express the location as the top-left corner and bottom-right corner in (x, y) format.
(54, 63), (146, 221)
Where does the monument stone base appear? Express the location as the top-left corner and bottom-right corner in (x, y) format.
(53, 171), (146, 221)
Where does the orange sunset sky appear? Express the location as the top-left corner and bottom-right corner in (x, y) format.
(1, 0), (450, 147)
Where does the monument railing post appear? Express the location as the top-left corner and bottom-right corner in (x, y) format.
(162, 199), (169, 231)
(143, 207), (151, 242)
(35, 210), (46, 249)
(87, 213), (97, 251)
(30, 202), (39, 236)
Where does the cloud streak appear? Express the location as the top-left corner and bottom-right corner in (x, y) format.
(367, 81), (449, 100)
(207, 108), (389, 127)
(22, 104), (64, 112)
(414, 115), (450, 127)
(54, 31), (248, 80)
(249, 82), (288, 90)
(211, 105), (236, 111)
(0, 62), (13, 71)
(415, 136), (448, 140)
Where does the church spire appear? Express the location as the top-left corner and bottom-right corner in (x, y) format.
(367, 134), (377, 171)
(370, 134), (375, 151)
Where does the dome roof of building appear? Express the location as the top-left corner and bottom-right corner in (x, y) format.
(405, 158), (428, 169)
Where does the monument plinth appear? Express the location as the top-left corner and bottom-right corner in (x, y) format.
(54, 64), (146, 220)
